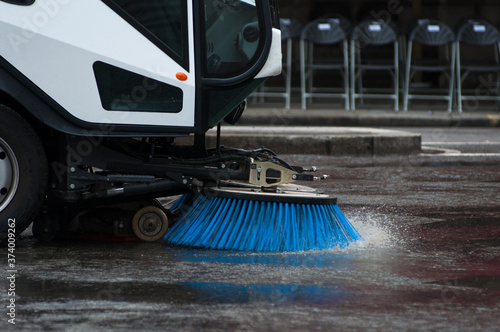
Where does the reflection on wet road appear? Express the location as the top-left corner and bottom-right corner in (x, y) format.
(3, 157), (500, 331)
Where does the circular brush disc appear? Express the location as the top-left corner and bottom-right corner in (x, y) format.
(164, 185), (363, 251)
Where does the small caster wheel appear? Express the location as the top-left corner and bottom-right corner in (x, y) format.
(32, 215), (59, 242)
(132, 206), (169, 242)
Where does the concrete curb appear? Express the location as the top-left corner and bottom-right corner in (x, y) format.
(238, 108), (500, 127)
(207, 126), (421, 156)
(287, 152), (500, 167)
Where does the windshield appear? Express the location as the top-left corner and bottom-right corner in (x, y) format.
(203, 0), (262, 77)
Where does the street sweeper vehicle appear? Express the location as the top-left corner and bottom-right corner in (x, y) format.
(0, 0), (361, 250)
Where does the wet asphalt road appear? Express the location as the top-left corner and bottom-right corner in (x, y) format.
(2, 136), (500, 331)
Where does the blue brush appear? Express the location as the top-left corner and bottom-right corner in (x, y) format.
(164, 188), (363, 251)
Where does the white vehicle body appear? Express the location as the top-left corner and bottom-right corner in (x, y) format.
(0, 0), (280, 134)
(0, 0), (282, 242)
(1, 0), (197, 127)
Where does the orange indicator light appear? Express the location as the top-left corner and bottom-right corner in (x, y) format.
(176, 72), (188, 81)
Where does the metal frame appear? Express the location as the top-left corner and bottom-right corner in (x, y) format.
(300, 34), (350, 110)
(403, 41), (456, 113)
(456, 42), (500, 113)
(455, 22), (500, 113)
(350, 39), (399, 111)
(402, 20), (456, 112)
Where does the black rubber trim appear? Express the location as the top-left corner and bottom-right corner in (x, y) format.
(206, 188), (338, 205)
(0, 0), (34, 5)
(192, 3), (205, 133)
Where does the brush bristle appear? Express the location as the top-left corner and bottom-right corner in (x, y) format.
(164, 194), (363, 251)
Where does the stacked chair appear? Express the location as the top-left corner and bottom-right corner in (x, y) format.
(300, 16), (352, 110)
(350, 19), (400, 111)
(455, 18), (500, 113)
(403, 19), (456, 112)
(252, 18), (303, 110)
(252, 15), (500, 113)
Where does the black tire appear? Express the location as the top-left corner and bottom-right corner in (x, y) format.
(0, 106), (48, 243)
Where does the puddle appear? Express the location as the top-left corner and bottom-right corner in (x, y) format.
(421, 218), (500, 228)
(433, 275), (500, 291)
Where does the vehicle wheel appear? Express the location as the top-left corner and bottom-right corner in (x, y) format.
(0, 106), (48, 243)
(132, 206), (169, 242)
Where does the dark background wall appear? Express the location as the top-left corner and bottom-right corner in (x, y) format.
(278, 0), (500, 30)
(273, 0), (500, 91)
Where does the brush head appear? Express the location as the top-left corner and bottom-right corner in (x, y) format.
(164, 185), (363, 251)
(205, 186), (338, 205)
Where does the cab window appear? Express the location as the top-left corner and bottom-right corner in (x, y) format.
(202, 0), (263, 77)
(103, 0), (188, 70)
